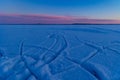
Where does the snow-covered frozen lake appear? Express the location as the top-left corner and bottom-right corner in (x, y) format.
(0, 25), (120, 80)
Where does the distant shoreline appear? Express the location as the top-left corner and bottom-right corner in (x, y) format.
(0, 23), (120, 25)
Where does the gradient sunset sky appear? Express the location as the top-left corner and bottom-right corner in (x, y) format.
(0, 0), (120, 24)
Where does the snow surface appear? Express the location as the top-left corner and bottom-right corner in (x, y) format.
(0, 25), (120, 80)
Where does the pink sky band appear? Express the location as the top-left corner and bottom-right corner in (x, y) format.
(0, 14), (120, 24)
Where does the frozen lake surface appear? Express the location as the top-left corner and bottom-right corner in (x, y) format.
(0, 25), (120, 80)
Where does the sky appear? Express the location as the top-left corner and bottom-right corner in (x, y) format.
(0, 0), (120, 24)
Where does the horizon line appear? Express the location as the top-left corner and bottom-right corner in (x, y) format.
(0, 14), (120, 24)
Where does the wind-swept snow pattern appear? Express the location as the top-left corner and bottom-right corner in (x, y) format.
(1, 25), (120, 80)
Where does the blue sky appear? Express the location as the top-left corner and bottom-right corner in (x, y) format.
(0, 0), (120, 24)
(0, 0), (120, 19)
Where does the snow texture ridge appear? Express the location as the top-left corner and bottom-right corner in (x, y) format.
(0, 25), (120, 80)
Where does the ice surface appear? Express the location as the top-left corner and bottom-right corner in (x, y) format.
(0, 25), (120, 80)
